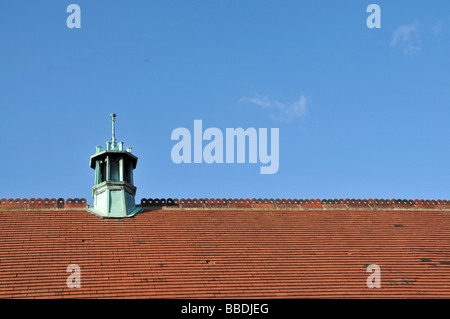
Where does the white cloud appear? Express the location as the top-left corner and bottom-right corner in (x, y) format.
(240, 94), (308, 122)
(391, 23), (421, 54)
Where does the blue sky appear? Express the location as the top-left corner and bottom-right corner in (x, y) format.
(1, 1), (450, 202)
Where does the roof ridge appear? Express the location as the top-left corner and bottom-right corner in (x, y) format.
(1, 197), (449, 211)
(141, 198), (450, 211)
(0, 198), (86, 210)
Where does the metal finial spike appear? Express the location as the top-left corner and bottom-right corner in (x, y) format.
(110, 113), (117, 148)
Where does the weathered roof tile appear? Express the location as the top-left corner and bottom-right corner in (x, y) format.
(0, 198), (449, 298)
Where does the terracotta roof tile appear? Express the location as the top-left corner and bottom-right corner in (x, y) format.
(0, 198), (449, 298)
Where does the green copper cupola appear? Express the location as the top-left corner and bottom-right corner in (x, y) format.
(88, 114), (142, 218)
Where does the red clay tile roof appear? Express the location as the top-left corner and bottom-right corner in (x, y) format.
(0, 197), (450, 298)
